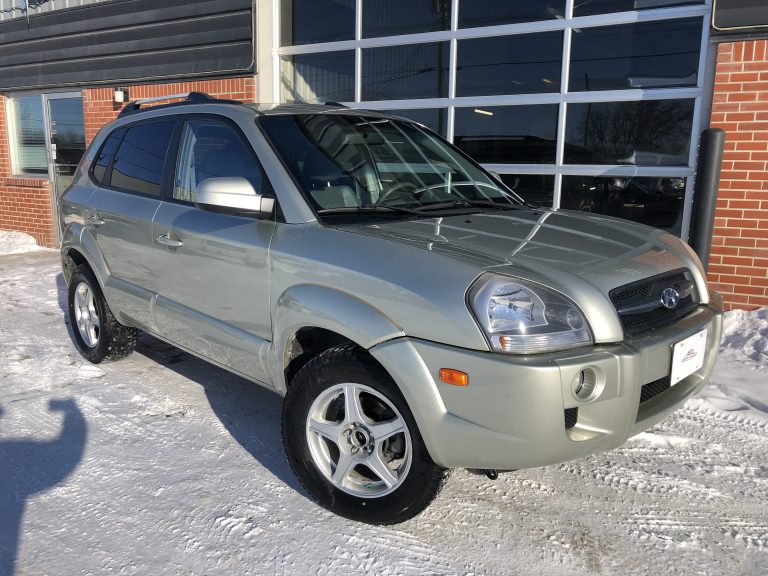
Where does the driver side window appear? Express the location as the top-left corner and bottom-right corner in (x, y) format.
(174, 119), (271, 203)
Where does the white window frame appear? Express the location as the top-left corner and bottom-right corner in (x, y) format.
(5, 92), (50, 178)
(273, 0), (714, 240)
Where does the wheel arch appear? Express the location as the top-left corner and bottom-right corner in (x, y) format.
(270, 284), (405, 395)
(60, 224), (110, 290)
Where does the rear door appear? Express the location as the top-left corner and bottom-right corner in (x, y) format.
(85, 119), (178, 329)
(151, 116), (276, 384)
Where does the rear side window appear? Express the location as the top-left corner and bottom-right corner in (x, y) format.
(109, 121), (175, 196)
(91, 128), (124, 184)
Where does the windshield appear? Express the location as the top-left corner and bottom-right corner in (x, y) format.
(258, 114), (524, 216)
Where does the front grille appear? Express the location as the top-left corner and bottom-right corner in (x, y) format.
(640, 376), (671, 404)
(564, 407), (578, 429)
(610, 269), (697, 335)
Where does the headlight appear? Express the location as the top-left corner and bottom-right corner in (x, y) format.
(468, 274), (593, 354)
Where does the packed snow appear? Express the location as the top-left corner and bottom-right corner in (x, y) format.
(1, 230), (767, 575)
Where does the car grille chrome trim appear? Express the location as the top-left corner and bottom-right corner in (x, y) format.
(610, 269), (698, 335)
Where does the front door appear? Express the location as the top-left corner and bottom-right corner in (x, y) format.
(44, 93), (85, 243)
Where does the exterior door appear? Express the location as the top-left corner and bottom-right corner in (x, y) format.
(43, 93), (85, 243)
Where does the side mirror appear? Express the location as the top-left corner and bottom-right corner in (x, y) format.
(195, 177), (274, 215)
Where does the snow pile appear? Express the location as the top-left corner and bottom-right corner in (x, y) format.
(691, 308), (768, 418)
(0, 230), (50, 255)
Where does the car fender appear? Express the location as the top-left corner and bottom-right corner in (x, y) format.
(61, 224), (111, 289)
(270, 284), (405, 394)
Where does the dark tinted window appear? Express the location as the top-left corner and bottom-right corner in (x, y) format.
(459, 1), (564, 27)
(564, 100), (694, 165)
(109, 121), (175, 196)
(454, 105), (559, 164)
(363, 0), (451, 38)
(362, 43), (449, 100)
(570, 19), (701, 91)
(92, 128), (124, 184)
(386, 108), (447, 136)
(562, 176), (686, 234)
(573, 0), (702, 17)
(175, 120), (271, 203)
(499, 174), (555, 208)
(457, 32), (562, 96)
(281, 0), (354, 46)
(281, 52), (355, 102)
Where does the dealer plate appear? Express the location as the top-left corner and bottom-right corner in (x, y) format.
(670, 328), (708, 385)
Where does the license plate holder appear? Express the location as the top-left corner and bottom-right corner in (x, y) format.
(670, 328), (708, 385)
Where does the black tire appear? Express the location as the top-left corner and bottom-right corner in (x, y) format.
(67, 265), (137, 363)
(282, 344), (449, 524)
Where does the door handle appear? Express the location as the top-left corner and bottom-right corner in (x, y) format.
(156, 234), (183, 248)
(86, 214), (105, 227)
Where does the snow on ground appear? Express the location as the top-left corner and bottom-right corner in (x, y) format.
(1, 247), (767, 576)
(0, 230), (53, 256)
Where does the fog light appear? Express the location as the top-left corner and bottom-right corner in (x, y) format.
(572, 368), (598, 401)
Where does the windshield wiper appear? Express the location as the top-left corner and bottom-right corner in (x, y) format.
(410, 199), (523, 213)
(316, 205), (421, 216)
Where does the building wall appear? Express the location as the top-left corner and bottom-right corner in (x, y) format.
(709, 41), (768, 310)
(0, 76), (257, 247)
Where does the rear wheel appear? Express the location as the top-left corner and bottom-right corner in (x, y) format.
(282, 345), (449, 524)
(67, 265), (137, 363)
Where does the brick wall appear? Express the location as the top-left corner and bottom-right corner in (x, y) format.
(0, 76), (256, 248)
(83, 77), (257, 144)
(0, 94), (55, 247)
(709, 41), (768, 310)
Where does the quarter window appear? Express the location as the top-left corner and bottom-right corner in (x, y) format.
(91, 128), (124, 184)
(174, 120), (270, 203)
(108, 121), (175, 196)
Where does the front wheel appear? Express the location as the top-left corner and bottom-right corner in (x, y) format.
(282, 345), (449, 524)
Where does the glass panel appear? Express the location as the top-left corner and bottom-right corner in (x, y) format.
(499, 174), (555, 208)
(459, 1), (565, 28)
(10, 96), (47, 175)
(259, 114), (519, 214)
(562, 176), (687, 234)
(573, 0), (702, 17)
(48, 97), (86, 196)
(109, 121), (175, 196)
(457, 32), (562, 96)
(92, 128), (124, 184)
(363, 0), (451, 38)
(453, 105), (559, 164)
(564, 100), (694, 165)
(174, 120), (270, 203)
(385, 108), (447, 136)
(570, 19), (701, 91)
(281, 51), (355, 103)
(280, 0), (355, 46)
(362, 43), (449, 100)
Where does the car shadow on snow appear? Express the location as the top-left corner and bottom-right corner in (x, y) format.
(0, 399), (87, 575)
(134, 334), (307, 496)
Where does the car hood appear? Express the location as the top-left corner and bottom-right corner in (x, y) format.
(336, 209), (706, 341)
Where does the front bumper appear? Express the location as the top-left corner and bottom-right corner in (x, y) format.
(370, 295), (723, 470)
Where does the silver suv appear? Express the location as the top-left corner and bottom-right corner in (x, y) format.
(60, 93), (722, 524)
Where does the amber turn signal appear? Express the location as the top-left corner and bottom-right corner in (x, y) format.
(439, 368), (469, 386)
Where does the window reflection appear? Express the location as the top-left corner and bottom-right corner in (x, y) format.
(385, 108), (447, 136)
(280, 0), (355, 46)
(565, 100), (694, 165)
(454, 105), (559, 164)
(281, 52), (355, 103)
(362, 43), (449, 100)
(363, 0), (451, 38)
(457, 32), (562, 96)
(570, 19), (701, 91)
(109, 121), (174, 197)
(460, 1), (564, 28)
(499, 174), (555, 208)
(562, 176), (686, 234)
(573, 0), (702, 17)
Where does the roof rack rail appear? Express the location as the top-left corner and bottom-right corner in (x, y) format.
(117, 92), (241, 118)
